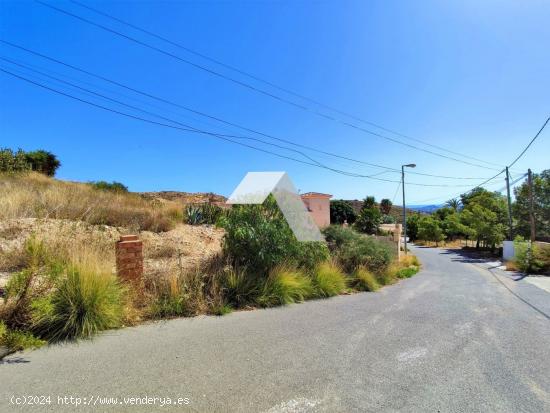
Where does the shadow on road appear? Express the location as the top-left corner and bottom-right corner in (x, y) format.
(0, 356), (30, 365)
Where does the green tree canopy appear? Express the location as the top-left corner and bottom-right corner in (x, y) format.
(330, 200), (357, 224)
(25, 150), (61, 176)
(417, 216), (445, 245)
(513, 170), (550, 240)
(355, 196), (381, 234)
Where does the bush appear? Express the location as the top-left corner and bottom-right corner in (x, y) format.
(25, 150), (60, 176)
(312, 262), (347, 297)
(90, 181), (128, 193)
(394, 266), (419, 278)
(330, 200), (357, 224)
(257, 266), (314, 307)
(353, 266), (380, 291)
(515, 241), (546, 274)
(0, 322), (45, 352)
(220, 195), (328, 275)
(0, 148), (31, 173)
(31, 259), (125, 341)
(323, 226), (396, 274)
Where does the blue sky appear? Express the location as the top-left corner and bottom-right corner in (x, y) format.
(1, 0), (549, 204)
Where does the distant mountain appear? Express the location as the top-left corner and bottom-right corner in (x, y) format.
(407, 204), (443, 213)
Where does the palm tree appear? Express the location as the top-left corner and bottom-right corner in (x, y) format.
(445, 198), (461, 212)
(380, 198), (393, 215)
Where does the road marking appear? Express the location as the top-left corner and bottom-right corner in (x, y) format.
(264, 397), (321, 413)
(396, 347), (427, 363)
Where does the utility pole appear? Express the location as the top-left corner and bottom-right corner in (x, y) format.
(401, 163), (416, 255)
(505, 167), (513, 240)
(528, 168), (536, 241)
(402, 167), (406, 254)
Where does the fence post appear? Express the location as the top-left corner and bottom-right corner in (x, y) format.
(115, 235), (143, 285)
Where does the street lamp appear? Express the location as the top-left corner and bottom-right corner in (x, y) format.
(402, 163), (416, 255)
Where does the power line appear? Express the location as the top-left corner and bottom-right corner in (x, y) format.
(35, 0), (505, 172)
(391, 181), (401, 204)
(69, 0), (509, 171)
(0, 56), (331, 169)
(508, 115), (550, 168)
(408, 113), (550, 204)
(2, 67), (485, 188)
(0, 40), (494, 182)
(409, 169), (506, 205)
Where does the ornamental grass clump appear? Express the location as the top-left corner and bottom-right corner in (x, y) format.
(312, 261), (347, 297)
(31, 254), (125, 341)
(257, 266), (314, 307)
(353, 266), (380, 292)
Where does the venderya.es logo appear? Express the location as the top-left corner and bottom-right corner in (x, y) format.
(227, 172), (324, 242)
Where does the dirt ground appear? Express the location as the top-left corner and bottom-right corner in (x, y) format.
(0, 218), (224, 288)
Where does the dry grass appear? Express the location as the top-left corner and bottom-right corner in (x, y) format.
(400, 254), (421, 267)
(505, 260), (519, 271)
(0, 172), (178, 232)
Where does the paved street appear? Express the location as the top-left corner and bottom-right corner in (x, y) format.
(1, 246), (549, 413)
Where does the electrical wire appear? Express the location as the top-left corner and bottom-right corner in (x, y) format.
(2, 67), (487, 187)
(34, 0), (505, 172)
(508, 115), (550, 168)
(391, 181), (401, 204)
(0, 40), (494, 182)
(69, 0), (509, 170)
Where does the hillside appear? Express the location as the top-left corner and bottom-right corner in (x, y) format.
(0, 173), (224, 291)
(140, 191), (226, 205)
(342, 199), (425, 224)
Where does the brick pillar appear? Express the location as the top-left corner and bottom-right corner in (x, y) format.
(115, 235), (143, 284)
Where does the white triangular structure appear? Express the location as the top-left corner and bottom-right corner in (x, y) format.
(227, 172), (324, 242)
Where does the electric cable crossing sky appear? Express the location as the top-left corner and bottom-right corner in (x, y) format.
(227, 172), (324, 242)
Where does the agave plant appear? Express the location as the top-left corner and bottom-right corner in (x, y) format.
(184, 205), (203, 225)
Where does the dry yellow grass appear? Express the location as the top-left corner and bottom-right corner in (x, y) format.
(505, 260), (519, 271)
(0, 172), (177, 232)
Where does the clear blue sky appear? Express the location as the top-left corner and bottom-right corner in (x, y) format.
(1, 0), (549, 204)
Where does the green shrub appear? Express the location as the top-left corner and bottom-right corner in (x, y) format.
(323, 225), (359, 247)
(515, 241), (546, 274)
(32, 261), (125, 341)
(211, 303), (233, 316)
(394, 266), (419, 278)
(24, 150), (60, 176)
(0, 323), (45, 352)
(330, 200), (357, 224)
(0, 148), (31, 173)
(89, 181), (128, 193)
(257, 266), (314, 307)
(353, 266), (380, 291)
(323, 226), (395, 274)
(220, 195), (328, 275)
(312, 262), (347, 297)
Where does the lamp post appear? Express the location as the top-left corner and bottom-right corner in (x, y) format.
(402, 163), (416, 254)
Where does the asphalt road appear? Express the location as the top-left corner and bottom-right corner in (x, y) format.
(1, 246), (549, 413)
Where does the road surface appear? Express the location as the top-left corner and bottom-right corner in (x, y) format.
(1, 246), (549, 412)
